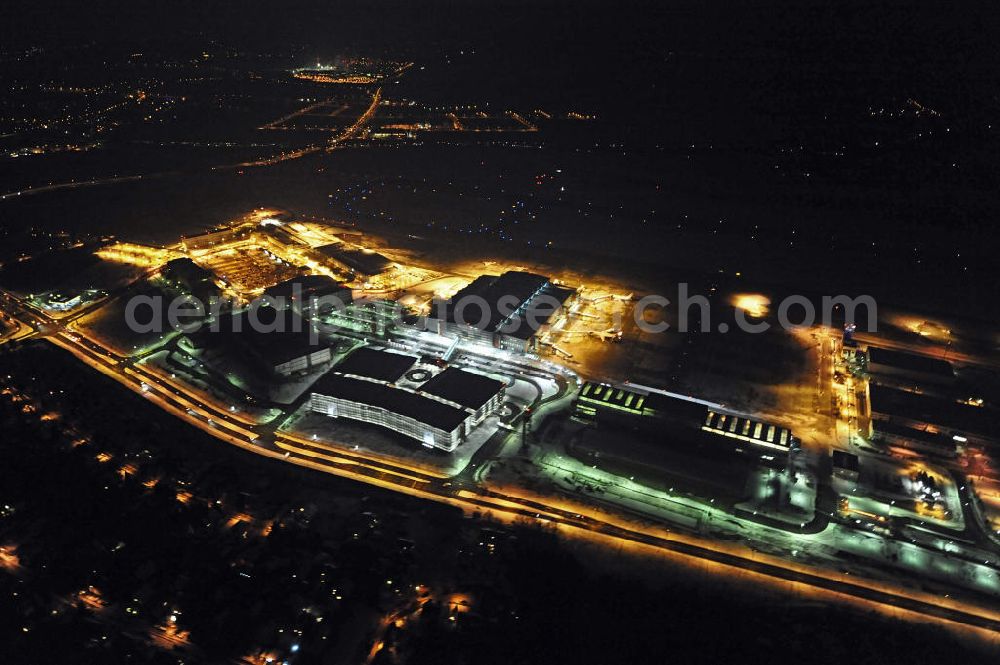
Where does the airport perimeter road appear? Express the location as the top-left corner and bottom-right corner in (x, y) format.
(3, 290), (1000, 635)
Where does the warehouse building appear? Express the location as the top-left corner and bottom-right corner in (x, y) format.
(866, 346), (954, 388)
(163, 258), (219, 302)
(870, 419), (958, 458)
(181, 224), (256, 252)
(315, 243), (394, 278)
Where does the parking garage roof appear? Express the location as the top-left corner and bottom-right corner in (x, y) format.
(334, 347), (417, 383)
(419, 368), (505, 410)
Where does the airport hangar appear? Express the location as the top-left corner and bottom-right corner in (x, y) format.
(308, 347), (506, 451)
(429, 271), (578, 353)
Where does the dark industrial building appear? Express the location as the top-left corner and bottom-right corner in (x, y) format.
(866, 346), (955, 388)
(162, 258), (219, 302)
(867, 383), (998, 448)
(870, 419), (959, 457)
(180, 223), (256, 252)
(832, 450), (861, 482)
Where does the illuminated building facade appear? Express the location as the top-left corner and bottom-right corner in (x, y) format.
(308, 349), (505, 451)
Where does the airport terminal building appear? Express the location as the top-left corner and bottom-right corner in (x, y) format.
(308, 348), (506, 451)
(430, 271), (578, 352)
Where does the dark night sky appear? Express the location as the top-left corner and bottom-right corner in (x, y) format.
(3, 1), (1000, 316)
(8, 1), (999, 128)
(2, 2), (994, 109)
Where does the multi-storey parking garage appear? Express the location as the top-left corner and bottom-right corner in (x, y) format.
(310, 374), (471, 450)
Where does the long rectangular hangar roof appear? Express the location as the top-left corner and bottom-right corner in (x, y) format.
(577, 382), (647, 415)
(312, 374), (469, 431)
(870, 384), (997, 439)
(334, 347), (417, 383)
(872, 419), (958, 450)
(316, 244), (393, 276)
(420, 367), (505, 410)
(868, 346), (954, 379)
(702, 410), (793, 450)
(264, 274), (352, 304)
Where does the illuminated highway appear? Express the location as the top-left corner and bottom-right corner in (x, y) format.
(2, 289), (1000, 636)
(0, 173), (156, 201)
(234, 86), (383, 168)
